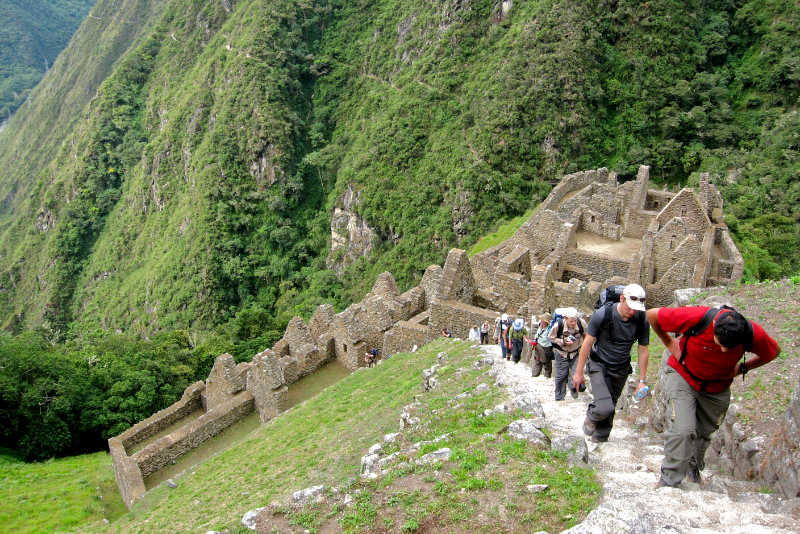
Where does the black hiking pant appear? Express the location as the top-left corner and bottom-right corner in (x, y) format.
(511, 339), (524, 363)
(554, 351), (578, 400)
(585, 359), (629, 441)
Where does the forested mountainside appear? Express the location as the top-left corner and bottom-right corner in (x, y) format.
(0, 0), (797, 342)
(0, 0), (96, 120)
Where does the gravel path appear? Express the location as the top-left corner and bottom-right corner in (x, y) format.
(482, 343), (800, 534)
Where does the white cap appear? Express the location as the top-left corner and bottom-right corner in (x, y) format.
(622, 283), (646, 311)
(501, 313), (508, 321)
(563, 307), (579, 318)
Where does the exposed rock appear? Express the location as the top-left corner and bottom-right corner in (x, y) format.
(417, 447), (452, 464)
(383, 432), (401, 444)
(241, 506), (266, 530)
(327, 183), (378, 275)
(526, 484), (548, 493)
(505, 419), (551, 449)
(509, 393), (546, 417)
(292, 485), (326, 504)
(552, 436), (589, 464)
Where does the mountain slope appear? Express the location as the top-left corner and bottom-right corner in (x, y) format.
(0, 0), (96, 120)
(0, 0), (797, 339)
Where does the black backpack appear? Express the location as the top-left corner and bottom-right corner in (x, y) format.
(594, 285), (625, 310)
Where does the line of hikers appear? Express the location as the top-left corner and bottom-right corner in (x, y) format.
(500, 283), (780, 489)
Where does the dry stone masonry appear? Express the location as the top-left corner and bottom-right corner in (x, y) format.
(111, 165), (743, 508)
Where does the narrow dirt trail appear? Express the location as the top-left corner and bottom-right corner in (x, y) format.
(482, 343), (800, 534)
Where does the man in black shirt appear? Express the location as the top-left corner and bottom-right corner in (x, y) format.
(573, 284), (650, 442)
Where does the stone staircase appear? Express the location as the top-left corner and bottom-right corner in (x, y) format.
(483, 344), (800, 534)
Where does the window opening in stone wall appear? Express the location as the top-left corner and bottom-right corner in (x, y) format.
(343, 343), (348, 353)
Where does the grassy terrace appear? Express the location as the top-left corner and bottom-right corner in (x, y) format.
(0, 449), (124, 533)
(56, 339), (598, 533)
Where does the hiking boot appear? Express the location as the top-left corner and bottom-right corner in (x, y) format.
(589, 435), (608, 443)
(655, 479), (672, 489)
(582, 417), (596, 437)
(686, 466), (703, 485)
(531, 362), (542, 377)
(570, 388), (579, 399)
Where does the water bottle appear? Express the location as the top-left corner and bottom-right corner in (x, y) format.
(634, 385), (650, 401)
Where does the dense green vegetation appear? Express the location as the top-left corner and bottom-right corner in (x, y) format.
(0, 1), (95, 120)
(0, 330), (232, 460)
(1, 0), (797, 342)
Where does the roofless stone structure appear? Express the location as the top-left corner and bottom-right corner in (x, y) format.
(111, 165), (742, 508)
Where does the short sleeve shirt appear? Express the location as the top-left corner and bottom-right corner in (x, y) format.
(587, 303), (649, 373)
(659, 306), (779, 393)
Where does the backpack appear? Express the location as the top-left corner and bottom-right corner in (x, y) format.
(677, 305), (753, 391)
(594, 285), (626, 310)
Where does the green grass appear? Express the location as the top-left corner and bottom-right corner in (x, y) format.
(469, 209), (536, 257)
(0, 448), (124, 534)
(53, 338), (598, 533)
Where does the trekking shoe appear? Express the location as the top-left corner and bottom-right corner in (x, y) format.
(655, 479), (670, 489)
(531, 363), (542, 377)
(582, 416), (596, 437)
(570, 388), (579, 399)
(686, 466), (703, 485)
(589, 435), (608, 443)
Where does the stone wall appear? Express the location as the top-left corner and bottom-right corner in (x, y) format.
(429, 300), (500, 339)
(205, 354), (250, 411)
(382, 319), (433, 356)
(563, 249), (631, 282)
(118, 382), (205, 451)
(134, 392), (254, 478)
(758, 382), (800, 498)
(655, 188), (711, 240)
(438, 249), (475, 304)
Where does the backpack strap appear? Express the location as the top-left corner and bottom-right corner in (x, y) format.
(677, 307), (729, 392)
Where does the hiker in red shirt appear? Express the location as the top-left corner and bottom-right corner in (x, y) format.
(647, 305), (780, 488)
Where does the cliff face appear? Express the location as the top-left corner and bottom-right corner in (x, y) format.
(0, 0), (798, 337)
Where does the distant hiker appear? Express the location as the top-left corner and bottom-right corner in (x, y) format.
(480, 321), (490, 345)
(646, 305), (780, 488)
(365, 348), (380, 367)
(441, 328), (452, 338)
(549, 308), (587, 400)
(530, 312), (554, 378)
(495, 313), (512, 360)
(573, 284), (650, 442)
(509, 318), (530, 364)
(468, 326), (480, 342)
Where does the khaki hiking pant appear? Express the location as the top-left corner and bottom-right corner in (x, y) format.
(660, 366), (730, 486)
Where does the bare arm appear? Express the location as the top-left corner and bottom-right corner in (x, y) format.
(646, 307), (679, 357)
(572, 333), (594, 390)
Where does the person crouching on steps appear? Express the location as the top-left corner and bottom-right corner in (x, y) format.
(531, 313), (554, 378)
(646, 304), (779, 488)
(549, 308), (586, 400)
(509, 318), (530, 363)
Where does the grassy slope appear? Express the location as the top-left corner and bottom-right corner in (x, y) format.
(58, 339), (596, 533)
(0, 449), (123, 533)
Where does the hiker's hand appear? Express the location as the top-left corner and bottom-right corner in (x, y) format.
(573, 371), (585, 391)
(666, 338), (680, 358)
